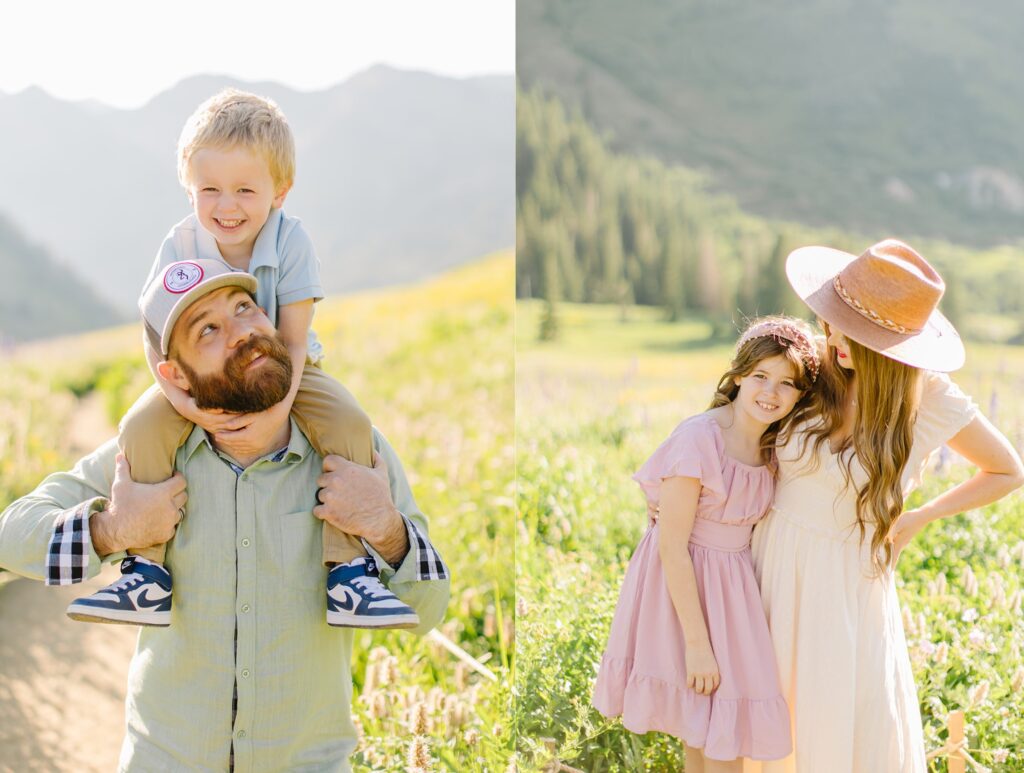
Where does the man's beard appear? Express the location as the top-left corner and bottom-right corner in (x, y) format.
(180, 333), (293, 414)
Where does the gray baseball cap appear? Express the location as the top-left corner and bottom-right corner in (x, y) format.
(140, 259), (259, 357)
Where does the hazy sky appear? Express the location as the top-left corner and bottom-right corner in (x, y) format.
(0, 0), (514, 109)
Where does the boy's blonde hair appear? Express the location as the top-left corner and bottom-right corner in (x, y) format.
(177, 89), (295, 190)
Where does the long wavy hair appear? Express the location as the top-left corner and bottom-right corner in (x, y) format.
(708, 316), (820, 469)
(783, 322), (922, 574)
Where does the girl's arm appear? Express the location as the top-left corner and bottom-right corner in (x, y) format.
(658, 476), (720, 695)
(891, 413), (1024, 557)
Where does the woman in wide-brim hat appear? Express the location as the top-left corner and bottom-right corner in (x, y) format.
(747, 239), (1024, 773)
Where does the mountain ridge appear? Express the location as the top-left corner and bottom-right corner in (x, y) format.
(517, 0), (1024, 247)
(0, 66), (513, 313)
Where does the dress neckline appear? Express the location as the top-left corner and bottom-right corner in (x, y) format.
(703, 413), (770, 471)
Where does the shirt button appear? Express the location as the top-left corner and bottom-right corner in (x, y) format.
(241, 538), (251, 547)
(241, 604), (250, 613)
(237, 730), (246, 739)
(241, 669), (251, 678)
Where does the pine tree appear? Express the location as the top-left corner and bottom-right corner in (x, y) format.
(696, 232), (723, 315)
(539, 223), (565, 341)
(661, 221), (686, 320)
(939, 266), (964, 331)
(737, 236), (760, 318)
(759, 233), (800, 317)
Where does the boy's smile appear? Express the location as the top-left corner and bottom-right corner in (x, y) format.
(186, 146), (290, 265)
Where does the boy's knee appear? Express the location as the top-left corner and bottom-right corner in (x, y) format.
(311, 406), (373, 464)
(337, 407), (372, 439)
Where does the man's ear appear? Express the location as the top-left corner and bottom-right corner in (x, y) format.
(157, 359), (190, 391)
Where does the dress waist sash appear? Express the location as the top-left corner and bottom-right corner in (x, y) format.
(687, 518), (753, 552)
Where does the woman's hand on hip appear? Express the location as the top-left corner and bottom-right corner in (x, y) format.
(888, 507), (928, 562)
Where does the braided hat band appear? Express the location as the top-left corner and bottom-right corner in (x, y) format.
(784, 240), (964, 372)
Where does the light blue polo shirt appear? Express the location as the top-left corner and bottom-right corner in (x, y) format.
(141, 208), (326, 362)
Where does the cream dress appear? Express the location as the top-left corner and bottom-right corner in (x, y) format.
(749, 371), (978, 773)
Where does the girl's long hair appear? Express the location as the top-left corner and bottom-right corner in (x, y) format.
(782, 324), (921, 574)
(708, 317), (819, 469)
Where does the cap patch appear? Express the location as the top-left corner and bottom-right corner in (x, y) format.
(164, 262), (204, 294)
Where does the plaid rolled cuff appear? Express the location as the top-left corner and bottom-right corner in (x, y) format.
(361, 515), (448, 581)
(406, 517), (448, 581)
(45, 497), (105, 586)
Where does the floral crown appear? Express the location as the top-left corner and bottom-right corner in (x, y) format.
(737, 319), (820, 383)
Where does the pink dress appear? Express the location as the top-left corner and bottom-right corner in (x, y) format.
(593, 413), (792, 761)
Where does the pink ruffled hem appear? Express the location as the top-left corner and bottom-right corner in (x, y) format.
(593, 656), (792, 761)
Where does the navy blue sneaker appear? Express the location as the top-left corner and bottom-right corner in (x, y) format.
(66, 556), (172, 626)
(326, 557), (419, 629)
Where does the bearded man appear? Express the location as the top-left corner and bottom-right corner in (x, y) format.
(0, 260), (450, 771)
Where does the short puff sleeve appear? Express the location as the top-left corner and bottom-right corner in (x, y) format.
(913, 371), (979, 457)
(633, 416), (719, 508)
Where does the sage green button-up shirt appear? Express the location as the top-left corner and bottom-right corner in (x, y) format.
(0, 422), (450, 772)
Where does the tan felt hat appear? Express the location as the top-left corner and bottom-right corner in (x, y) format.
(140, 260), (258, 357)
(785, 239), (965, 372)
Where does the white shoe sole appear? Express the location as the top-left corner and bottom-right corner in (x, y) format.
(326, 610), (420, 629)
(66, 603), (171, 627)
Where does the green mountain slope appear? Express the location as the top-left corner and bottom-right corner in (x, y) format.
(517, 89), (1024, 342)
(518, 0), (1024, 246)
(0, 214), (123, 344)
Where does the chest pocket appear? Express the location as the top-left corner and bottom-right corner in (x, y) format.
(275, 510), (325, 593)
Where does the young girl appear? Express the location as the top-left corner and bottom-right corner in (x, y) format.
(593, 316), (820, 770)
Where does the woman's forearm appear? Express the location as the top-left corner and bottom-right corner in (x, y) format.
(920, 470), (1023, 524)
(927, 414), (1024, 524)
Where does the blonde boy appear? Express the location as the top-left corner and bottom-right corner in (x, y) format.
(66, 89), (418, 630)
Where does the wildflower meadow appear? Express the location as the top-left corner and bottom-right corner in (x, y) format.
(0, 252), (514, 772)
(515, 299), (1024, 773)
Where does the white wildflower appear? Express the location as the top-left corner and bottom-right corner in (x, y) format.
(969, 680), (990, 706)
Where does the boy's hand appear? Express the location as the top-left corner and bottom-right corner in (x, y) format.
(212, 399), (291, 457)
(158, 372), (253, 434)
(180, 397), (255, 435)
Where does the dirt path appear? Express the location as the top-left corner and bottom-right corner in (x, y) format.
(67, 390), (117, 458)
(0, 393), (135, 772)
(0, 568), (137, 772)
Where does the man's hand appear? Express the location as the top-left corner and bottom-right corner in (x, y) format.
(314, 452), (409, 565)
(90, 454), (187, 557)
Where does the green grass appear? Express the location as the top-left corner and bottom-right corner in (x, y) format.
(515, 300), (1024, 772)
(0, 251), (514, 772)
